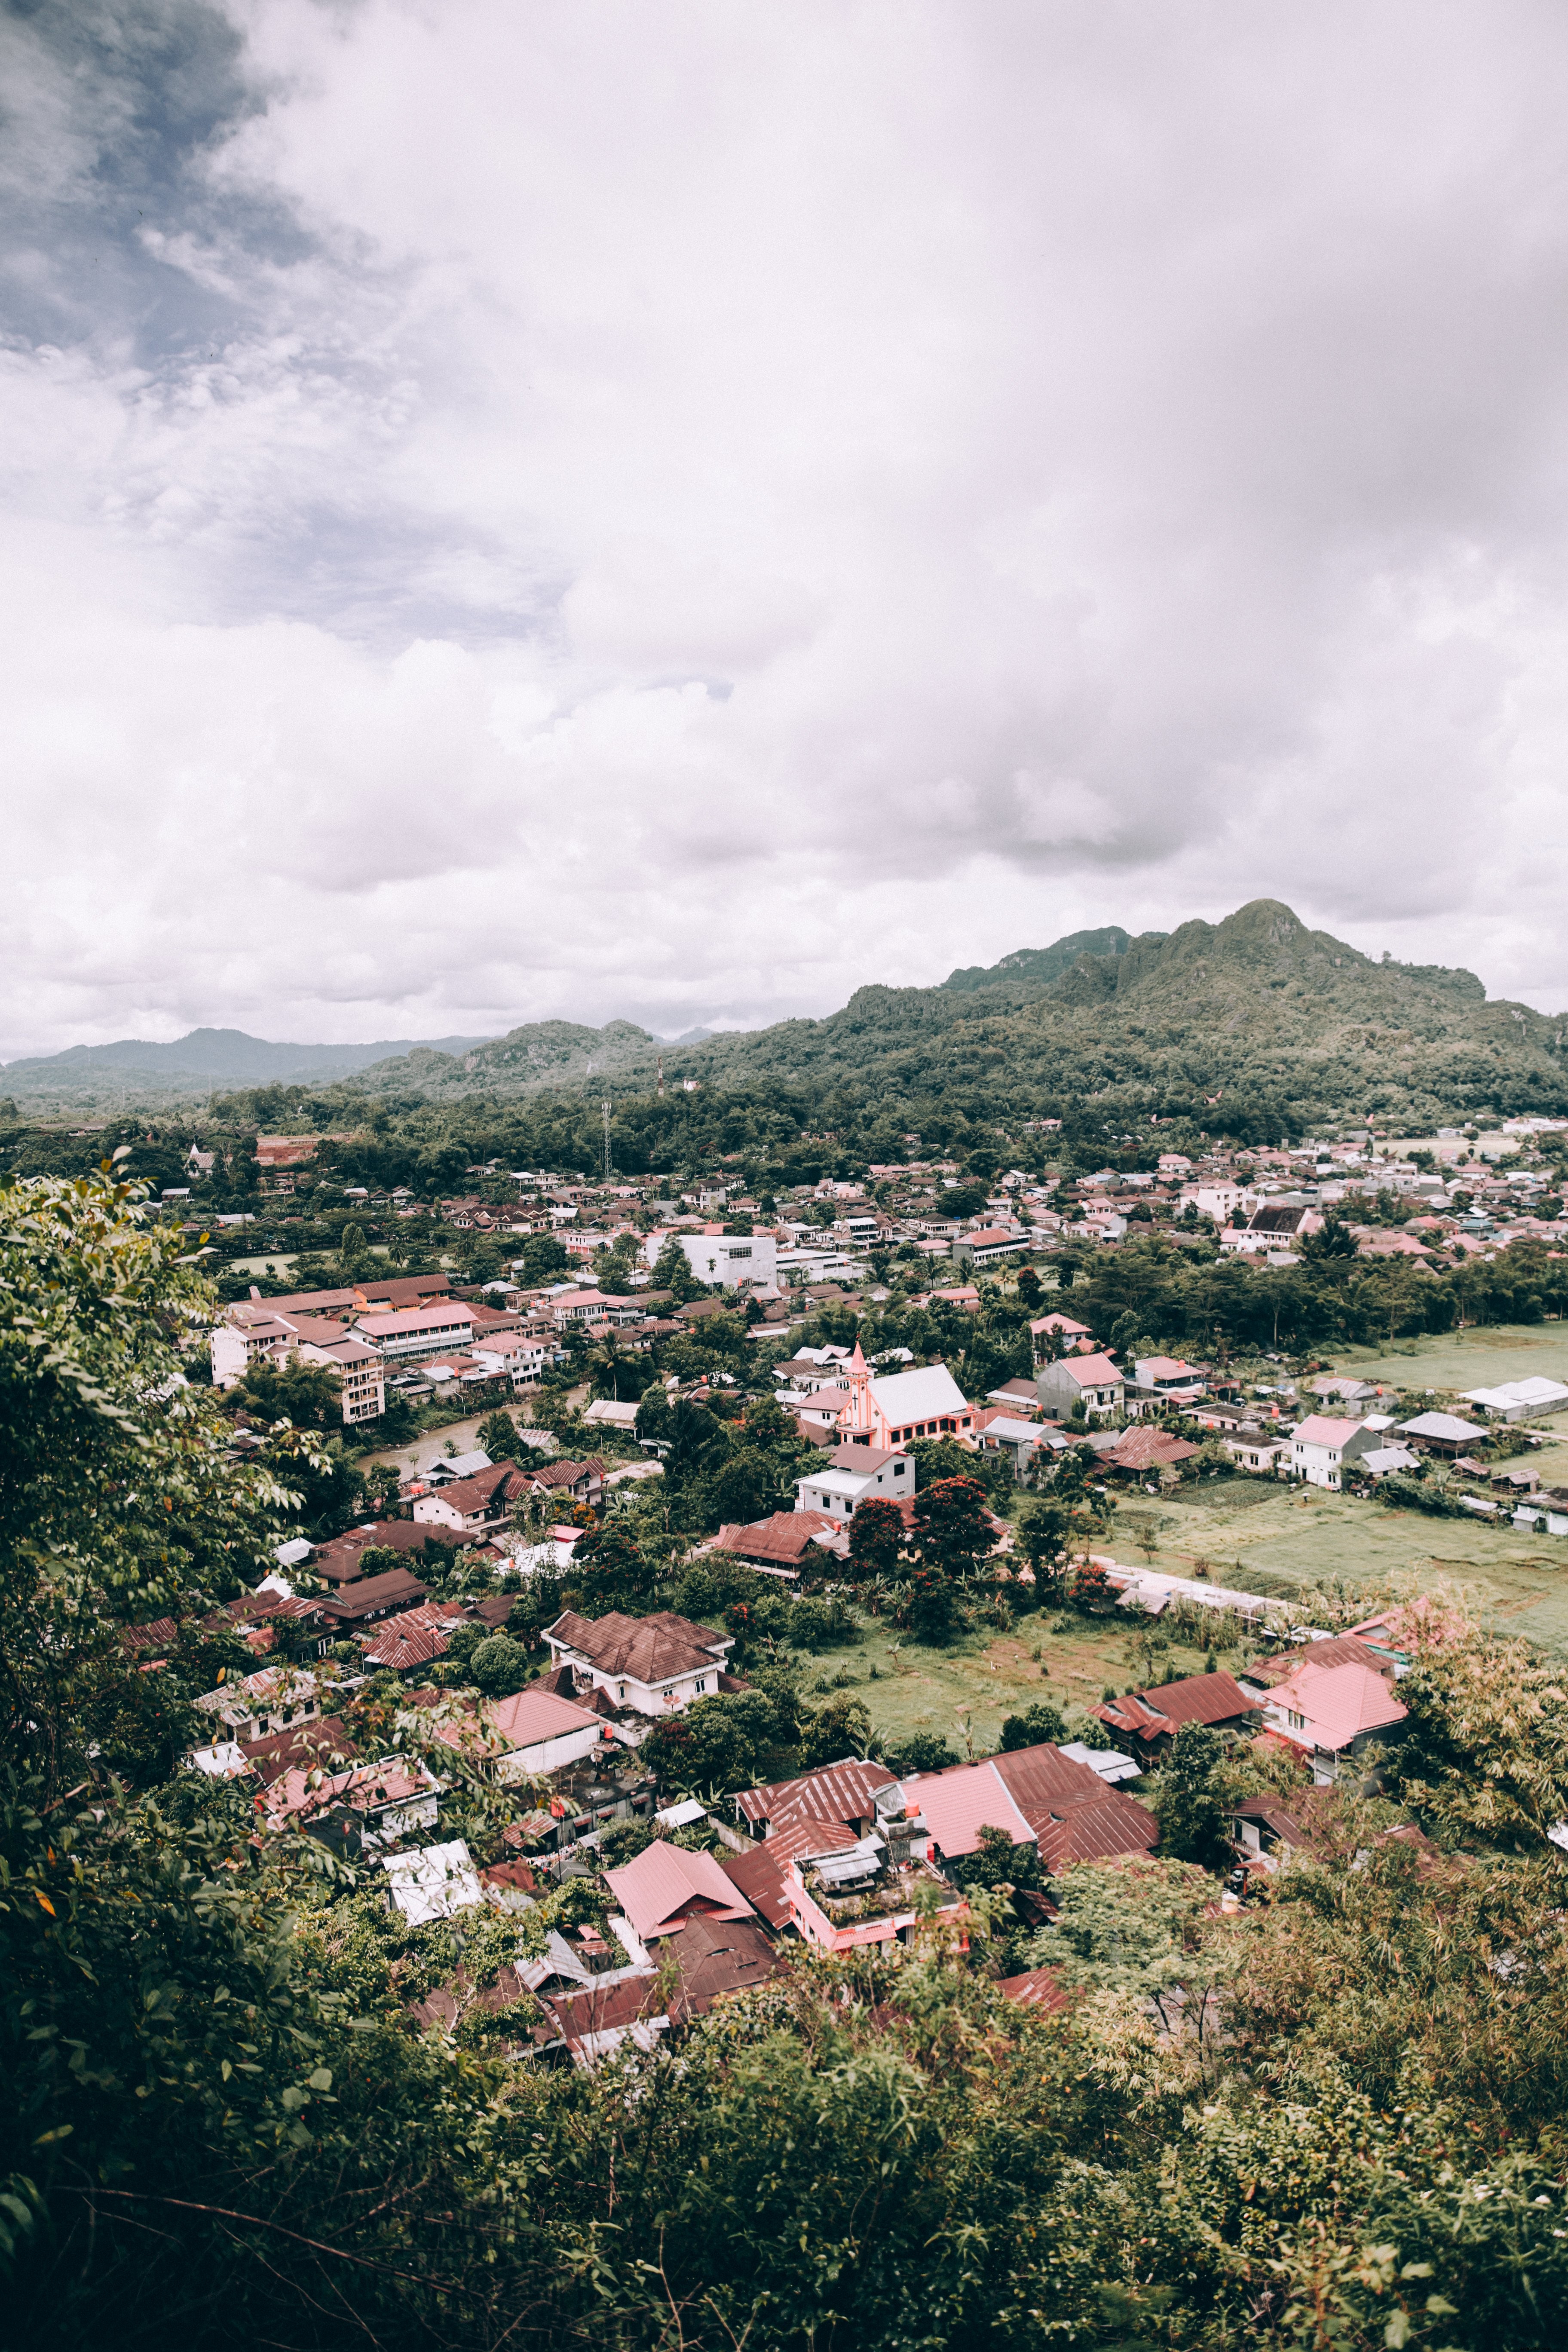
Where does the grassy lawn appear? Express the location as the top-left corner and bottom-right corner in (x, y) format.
(1122, 1476), (1568, 1655)
(1327, 1320), (1568, 1405)
(802, 1611), (1216, 1760)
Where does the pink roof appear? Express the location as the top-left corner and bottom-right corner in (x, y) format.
(484, 1686), (604, 1748)
(355, 1304), (479, 1337)
(1292, 1415), (1366, 1449)
(906, 1759), (1035, 1857)
(1266, 1660), (1407, 1749)
(1138, 1356), (1200, 1379)
(603, 1839), (757, 1940)
(1059, 1353), (1122, 1386)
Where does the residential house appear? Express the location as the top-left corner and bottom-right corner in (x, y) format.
(1395, 1410), (1486, 1456)
(1124, 1356), (1207, 1413)
(709, 1510), (848, 1576)
(262, 1755), (441, 1850)
(1035, 1351), (1124, 1424)
(1091, 1671), (1258, 1762)
(1098, 1427), (1199, 1479)
(972, 1410), (1066, 1474)
(543, 1609), (736, 1715)
(1029, 1314), (1093, 1368)
(793, 1442), (915, 1521)
(411, 1461), (531, 1539)
(193, 1664), (327, 1749)
(1250, 1656), (1409, 1785)
(603, 1839), (759, 1941)
(1460, 1376), (1568, 1422)
(1290, 1414), (1381, 1489)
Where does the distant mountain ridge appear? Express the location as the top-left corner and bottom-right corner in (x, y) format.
(338, 898), (1568, 1125)
(3, 1026), (490, 1096)
(12, 901), (1567, 1124)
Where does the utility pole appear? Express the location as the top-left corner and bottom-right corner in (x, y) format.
(602, 1098), (612, 1182)
(656, 1054), (664, 1100)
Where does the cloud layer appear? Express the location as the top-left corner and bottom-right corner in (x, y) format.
(6, 0), (1568, 1057)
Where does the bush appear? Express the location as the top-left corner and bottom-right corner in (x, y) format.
(999, 1700), (1069, 1751)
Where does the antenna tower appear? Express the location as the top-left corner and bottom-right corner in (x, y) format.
(602, 1098), (612, 1182)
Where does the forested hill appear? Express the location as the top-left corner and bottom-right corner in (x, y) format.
(346, 898), (1568, 1127)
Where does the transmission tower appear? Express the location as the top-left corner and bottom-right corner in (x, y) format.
(602, 1098), (612, 1182)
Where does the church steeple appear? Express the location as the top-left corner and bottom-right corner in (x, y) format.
(844, 1341), (873, 1441)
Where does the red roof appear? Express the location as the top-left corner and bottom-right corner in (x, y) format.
(1094, 1671), (1255, 1740)
(996, 1966), (1069, 2012)
(603, 1839), (758, 1941)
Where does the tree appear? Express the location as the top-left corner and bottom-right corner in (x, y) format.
(651, 1236), (706, 1304)
(951, 1819), (1043, 1894)
(519, 1231), (569, 1285)
(1152, 1721), (1231, 1869)
(907, 1476), (995, 1582)
(476, 1408), (521, 1461)
(1392, 1623), (1568, 1851)
(848, 1496), (905, 1577)
(468, 1634), (531, 1697)
(1033, 1854), (1217, 2033)
(232, 1351), (343, 1433)
(1000, 1700), (1069, 1751)
(885, 1731), (959, 1773)
(906, 1567), (960, 1645)
(570, 1520), (658, 1614)
(1016, 1499), (1074, 1599)
(708, 1448), (783, 1526)
(797, 1692), (874, 1770)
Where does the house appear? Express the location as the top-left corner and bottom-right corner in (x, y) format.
(911, 1743), (1159, 1877)
(542, 1609), (735, 1714)
(314, 1566), (432, 1633)
(973, 1411), (1063, 1473)
(1097, 1427), (1199, 1479)
(482, 1686), (609, 1782)
(193, 1664), (327, 1748)
(380, 1838), (484, 1923)
(710, 1510), (847, 1575)
(1127, 1356), (1207, 1410)
(1396, 1410), (1487, 1456)
(733, 1755), (899, 1840)
(1252, 1657), (1409, 1785)
(603, 1838), (759, 1941)
(518, 1458), (607, 1508)
(1091, 1671), (1257, 1761)
(1289, 1414), (1381, 1489)
(1035, 1351), (1124, 1424)
(1228, 1794), (1324, 1875)
(1223, 1203), (1311, 1254)
(986, 1378), (1046, 1415)
(262, 1755), (441, 1849)
(411, 1461), (533, 1538)
(1223, 1435), (1293, 1476)
(1029, 1313), (1093, 1368)
(793, 1442), (915, 1521)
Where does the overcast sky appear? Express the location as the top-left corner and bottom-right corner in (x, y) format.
(6, 0), (1568, 1058)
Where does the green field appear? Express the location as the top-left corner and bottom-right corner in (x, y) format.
(1328, 1320), (1568, 1410)
(811, 1611), (1212, 1760)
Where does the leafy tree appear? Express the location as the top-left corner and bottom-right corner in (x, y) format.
(797, 1691), (874, 1770)
(1152, 1721), (1232, 1869)
(231, 1352), (343, 1432)
(1392, 1622), (1568, 1850)
(907, 1476), (995, 1582)
(1032, 1854), (1217, 2032)
(1015, 1498), (1075, 1599)
(640, 1689), (782, 1792)
(707, 1447), (784, 1526)
(885, 1731), (959, 1773)
(999, 1700), (1069, 1751)
(475, 1407), (521, 1460)
(847, 1496), (905, 1577)
(570, 1520), (658, 1614)
(951, 1819), (1044, 1894)
(467, 1633), (531, 1698)
(906, 1567), (961, 1645)
(519, 1231), (568, 1285)
(650, 1236), (707, 1304)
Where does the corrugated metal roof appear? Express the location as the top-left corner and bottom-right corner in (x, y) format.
(603, 1839), (757, 1940)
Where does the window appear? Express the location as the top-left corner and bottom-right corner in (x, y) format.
(694, 1678), (707, 1694)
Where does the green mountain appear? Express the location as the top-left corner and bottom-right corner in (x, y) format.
(2, 1026), (490, 1106)
(940, 923), (1140, 992)
(341, 899), (1568, 1128)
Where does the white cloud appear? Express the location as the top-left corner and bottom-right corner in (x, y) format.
(5, 0), (1568, 1060)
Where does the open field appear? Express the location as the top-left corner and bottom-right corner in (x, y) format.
(807, 1611), (1216, 1760)
(1329, 1320), (1568, 1407)
(1127, 1476), (1568, 1654)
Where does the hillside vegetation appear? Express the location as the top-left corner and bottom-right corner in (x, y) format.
(345, 897), (1568, 1128)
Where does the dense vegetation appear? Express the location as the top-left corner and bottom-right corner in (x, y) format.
(6, 1167), (1568, 2348)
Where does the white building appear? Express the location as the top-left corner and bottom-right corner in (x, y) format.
(645, 1231), (778, 1289)
(794, 1442), (915, 1521)
(1289, 1414), (1381, 1489)
(211, 1303), (386, 1425)
(542, 1608), (735, 1716)
(1460, 1376), (1568, 1422)
(1035, 1351), (1125, 1424)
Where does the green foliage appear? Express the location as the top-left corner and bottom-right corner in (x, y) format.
(518, 1231), (568, 1283)
(1392, 1627), (1568, 1851)
(467, 1634), (532, 1697)
(475, 1407), (521, 1460)
(999, 1700), (1069, 1751)
(1151, 1721), (1233, 1869)
(885, 1731), (960, 1773)
(907, 1475), (995, 1581)
(847, 1495), (905, 1576)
